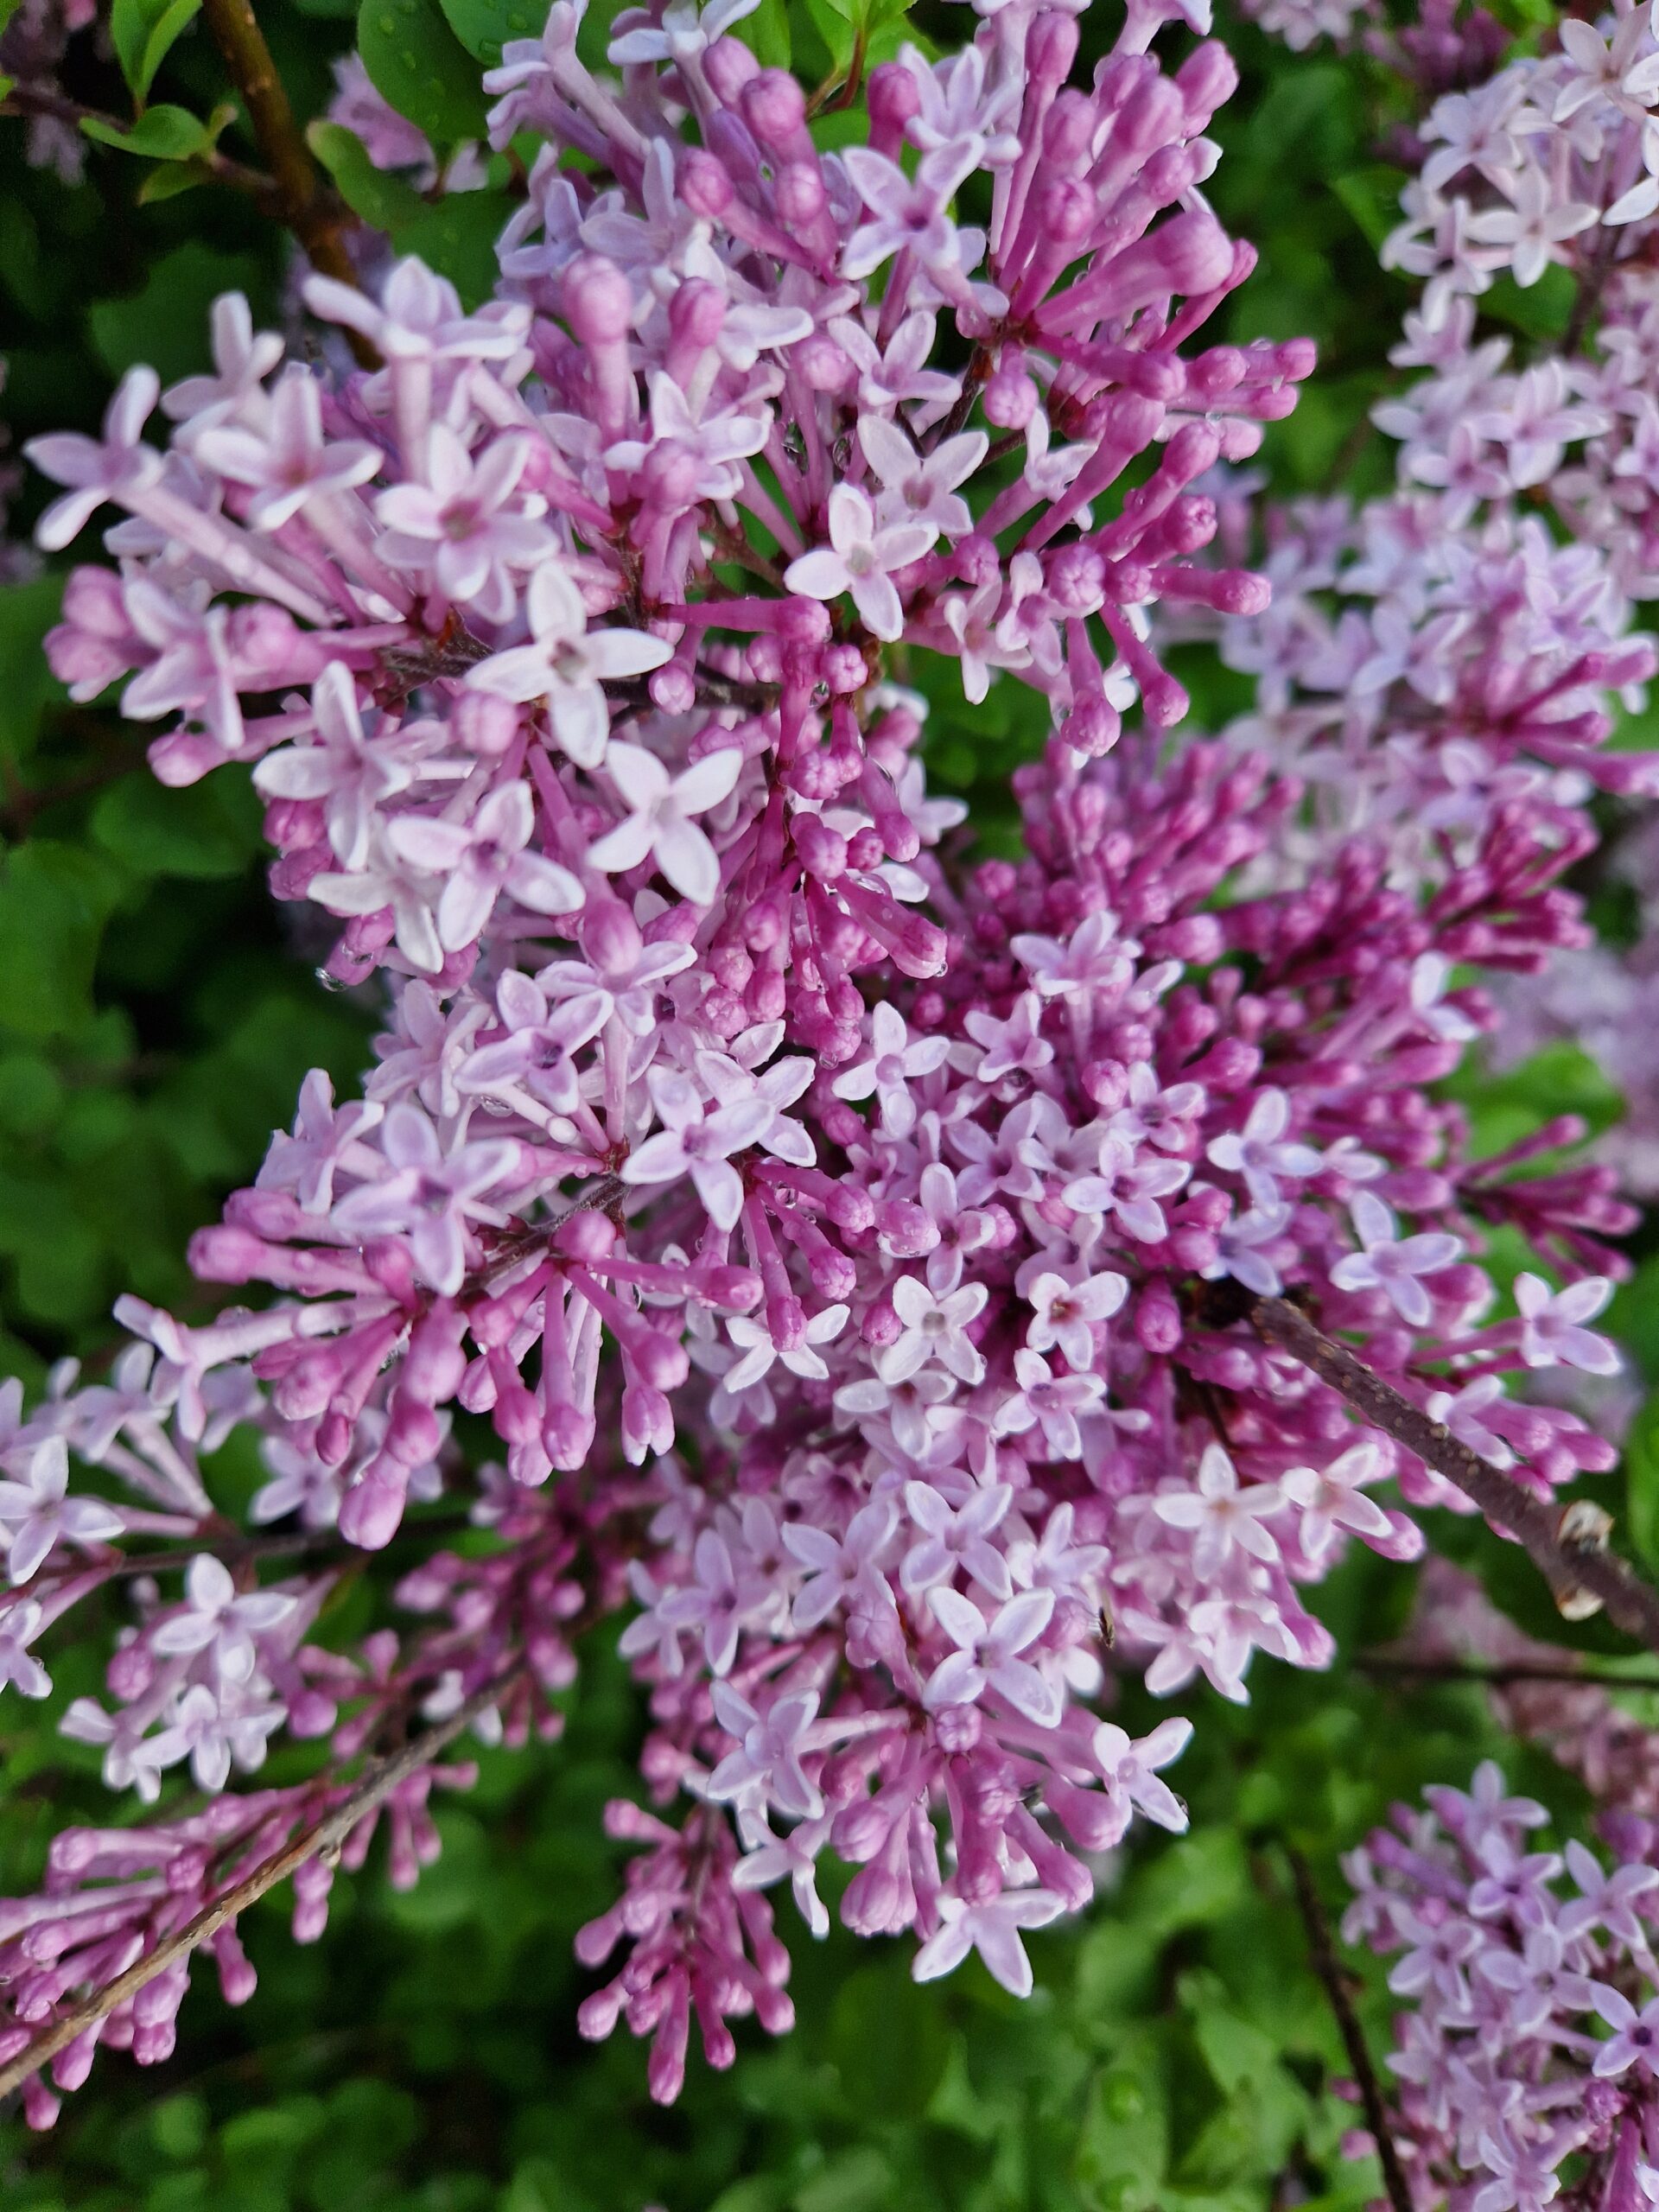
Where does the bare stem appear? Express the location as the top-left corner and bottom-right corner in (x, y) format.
(1284, 1844), (1415, 2212)
(196, 0), (363, 302)
(0, 1675), (511, 2104)
(1248, 1294), (1659, 1655)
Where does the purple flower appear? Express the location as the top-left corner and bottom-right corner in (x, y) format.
(784, 483), (938, 642)
(620, 1066), (774, 1230)
(1514, 1273), (1620, 1376)
(925, 1587), (1060, 1726)
(331, 1103), (517, 1294)
(1329, 1192), (1465, 1327)
(586, 741), (742, 906)
(912, 1887), (1066, 1999)
(387, 783), (583, 952)
(0, 1436), (121, 1583)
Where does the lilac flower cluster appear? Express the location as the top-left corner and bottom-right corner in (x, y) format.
(0, 0), (1644, 2124)
(1344, 1766), (1659, 2212)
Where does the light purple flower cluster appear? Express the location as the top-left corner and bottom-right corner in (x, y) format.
(1344, 1765), (1659, 2212)
(0, 0), (1645, 2123)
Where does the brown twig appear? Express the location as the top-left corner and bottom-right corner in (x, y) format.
(0, 1675), (512, 2104)
(196, 0), (365, 311)
(1285, 1844), (1414, 2212)
(1247, 1293), (1659, 1655)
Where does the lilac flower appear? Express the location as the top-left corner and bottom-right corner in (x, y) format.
(830, 1003), (950, 1136)
(193, 366), (381, 531)
(1329, 1192), (1465, 1327)
(1514, 1273), (1621, 1376)
(827, 310), (961, 428)
(0, 1437), (121, 1583)
(330, 1103), (517, 1294)
(994, 1351), (1104, 1460)
(782, 1497), (897, 1632)
(879, 1278), (988, 1387)
(468, 569), (672, 768)
(25, 365), (162, 549)
(149, 1554), (297, 1682)
(1151, 1445), (1283, 1579)
(375, 427), (551, 620)
(1091, 1718), (1193, 1836)
(387, 783), (583, 952)
(912, 1888), (1066, 1999)
(1280, 1440), (1400, 1561)
(1592, 1987), (1659, 2080)
(783, 485), (938, 642)
(586, 741), (742, 905)
(620, 1067), (774, 1230)
(730, 1813), (833, 1938)
(0, 1600), (51, 1700)
(1205, 1089), (1323, 1210)
(925, 1587), (1060, 1726)
(708, 1684), (823, 1819)
(900, 1479), (1014, 1598)
(858, 416), (987, 541)
(1026, 1282), (1132, 1362)
(721, 1304), (849, 1394)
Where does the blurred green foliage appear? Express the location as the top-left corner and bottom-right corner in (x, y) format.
(0, 0), (1648, 2203)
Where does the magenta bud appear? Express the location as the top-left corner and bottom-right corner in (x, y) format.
(984, 365), (1039, 430)
(677, 146), (734, 218)
(543, 1402), (595, 1471)
(387, 1397), (442, 1465)
(702, 31), (759, 101)
(827, 1181), (876, 1235)
(317, 1408), (353, 1466)
(1177, 38), (1239, 126)
(866, 59), (921, 133)
(774, 161), (826, 227)
(340, 1459), (408, 1550)
(1026, 7), (1078, 83)
(798, 334), (854, 392)
(1043, 86), (1096, 165)
(795, 816), (849, 880)
(1134, 1281), (1182, 1355)
(1039, 175), (1096, 245)
(556, 1210), (617, 1262)
(631, 1332), (690, 1390)
(561, 252), (633, 344)
(188, 1225), (266, 1282)
(740, 67), (807, 155)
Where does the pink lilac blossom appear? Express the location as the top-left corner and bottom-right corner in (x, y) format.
(1, 0), (1646, 2126)
(1343, 1767), (1659, 2212)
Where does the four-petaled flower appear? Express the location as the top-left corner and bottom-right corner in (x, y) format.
(587, 740), (743, 906)
(784, 483), (938, 641)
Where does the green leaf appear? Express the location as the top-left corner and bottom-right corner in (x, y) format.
(88, 238), (269, 384)
(0, 842), (118, 1040)
(1330, 164), (1407, 252)
(0, 574), (66, 772)
(80, 101), (212, 159)
(358, 0), (488, 145)
(91, 771), (262, 882)
(435, 0), (543, 67)
(394, 188), (507, 308)
(733, 0), (791, 68)
(308, 119), (427, 230)
(829, 1968), (949, 2120)
(1482, 263), (1576, 342)
(1627, 1388), (1659, 1572)
(109, 0), (202, 102)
